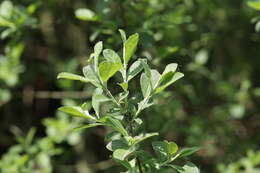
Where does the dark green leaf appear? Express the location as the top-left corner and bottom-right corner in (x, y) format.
(178, 147), (200, 158)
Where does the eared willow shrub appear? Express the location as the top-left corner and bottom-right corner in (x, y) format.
(57, 30), (199, 173)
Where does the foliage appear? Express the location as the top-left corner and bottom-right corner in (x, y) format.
(57, 31), (199, 173)
(0, 0), (38, 105)
(0, 112), (81, 173)
(218, 150), (260, 173)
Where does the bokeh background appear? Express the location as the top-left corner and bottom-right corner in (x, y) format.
(1, 0), (260, 172)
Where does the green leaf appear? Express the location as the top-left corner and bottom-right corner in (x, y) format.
(119, 29), (127, 42)
(140, 73), (151, 98)
(58, 106), (96, 120)
(106, 139), (129, 151)
(99, 61), (122, 82)
(127, 60), (143, 81)
(152, 141), (178, 162)
(57, 72), (90, 83)
(113, 149), (132, 161)
(103, 49), (121, 63)
(92, 88), (110, 117)
(0, 1), (13, 19)
(150, 69), (161, 89)
(141, 59), (151, 79)
(75, 8), (98, 21)
(124, 33), (139, 64)
(248, 1), (260, 10)
(155, 72), (184, 94)
(118, 82), (128, 91)
(133, 132), (158, 145)
(178, 147), (200, 158)
(165, 164), (185, 172)
(94, 41), (103, 71)
(73, 123), (104, 131)
(180, 162), (200, 173)
(162, 63), (178, 75)
(107, 117), (128, 136)
(82, 65), (101, 87)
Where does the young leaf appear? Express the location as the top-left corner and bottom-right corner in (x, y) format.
(180, 162), (200, 173)
(119, 29), (127, 42)
(124, 33), (139, 64)
(140, 73), (151, 98)
(57, 72), (90, 83)
(73, 123), (104, 131)
(107, 117), (128, 136)
(58, 106), (96, 120)
(99, 61), (122, 83)
(75, 8), (98, 21)
(155, 72), (184, 94)
(94, 41), (103, 71)
(162, 63), (178, 75)
(127, 60), (143, 81)
(103, 49), (121, 64)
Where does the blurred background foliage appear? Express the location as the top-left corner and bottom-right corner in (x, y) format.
(1, 0), (260, 172)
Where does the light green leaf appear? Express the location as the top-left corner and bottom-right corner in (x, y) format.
(119, 29), (126, 42)
(118, 82), (128, 91)
(107, 117), (128, 136)
(140, 73), (151, 98)
(133, 132), (158, 145)
(73, 123), (104, 131)
(248, 1), (260, 10)
(82, 65), (101, 87)
(152, 140), (178, 162)
(99, 61), (122, 82)
(58, 106), (96, 120)
(92, 88), (110, 117)
(113, 149), (132, 161)
(155, 72), (184, 94)
(180, 162), (200, 173)
(103, 49), (121, 63)
(162, 63), (178, 75)
(0, 1), (13, 18)
(127, 60), (143, 81)
(124, 33), (139, 64)
(75, 8), (98, 21)
(150, 69), (161, 89)
(57, 72), (90, 83)
(94, 41), (103, 71)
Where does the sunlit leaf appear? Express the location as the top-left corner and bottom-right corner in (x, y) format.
(57, 72), (90, 83)
(75, 8), (98, 21)
(99, 61), (122, 82)
(124, 33), (139, 64)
